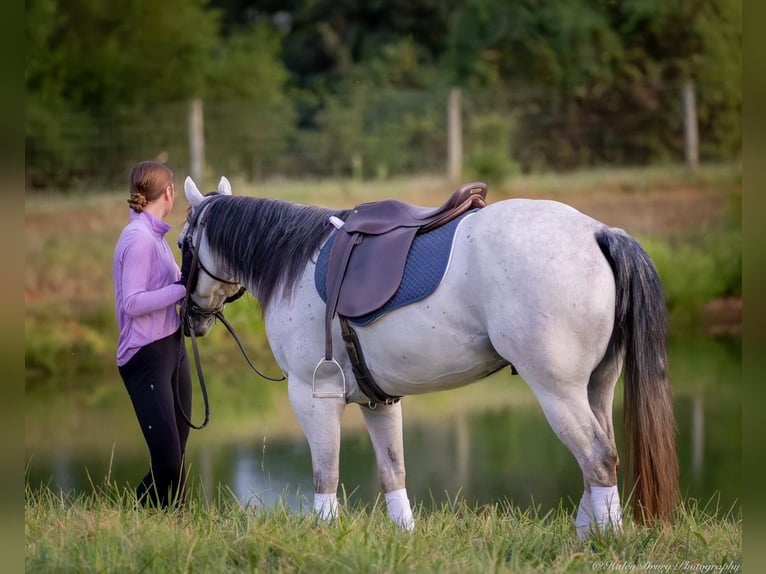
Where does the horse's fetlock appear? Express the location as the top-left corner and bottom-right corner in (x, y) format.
(602, 446), (618, 469)
(379, 469), (406, 493)
(589, 447), (619, 485)
(313, 472), (339, 494)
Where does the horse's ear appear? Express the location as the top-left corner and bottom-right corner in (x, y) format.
(218, 176), (233, 196)
(184, 176), (204, 207)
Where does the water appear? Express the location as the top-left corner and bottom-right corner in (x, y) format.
(26, 335), (741, 515)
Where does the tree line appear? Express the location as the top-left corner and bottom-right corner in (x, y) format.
(26, 0), (741, 189)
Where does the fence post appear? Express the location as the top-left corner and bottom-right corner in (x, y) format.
(188, 97), (205, 185)
(447, 87), (463, 182)
(682, 79), (699, 172)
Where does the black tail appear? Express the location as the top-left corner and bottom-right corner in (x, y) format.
(596, 227), (679, 524)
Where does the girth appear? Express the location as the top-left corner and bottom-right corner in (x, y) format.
(320, 182), (488, 405)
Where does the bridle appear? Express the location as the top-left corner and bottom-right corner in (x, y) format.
(177, 195), (285, 430)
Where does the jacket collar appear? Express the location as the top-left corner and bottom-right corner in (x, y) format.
(130, 209), (172, 237)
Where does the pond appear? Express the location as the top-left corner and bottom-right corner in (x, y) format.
(26, 334), (741, 517)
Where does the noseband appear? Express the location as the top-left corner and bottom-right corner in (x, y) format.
(177, 196), (284, 430)
(181, 234), (245, 319)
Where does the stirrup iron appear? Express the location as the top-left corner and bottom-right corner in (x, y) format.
(312, 358), (346, 399)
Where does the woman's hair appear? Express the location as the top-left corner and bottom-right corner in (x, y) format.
(128, 161), (174, 213)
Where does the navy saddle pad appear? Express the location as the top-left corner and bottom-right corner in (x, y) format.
(314, 210), (474, 326)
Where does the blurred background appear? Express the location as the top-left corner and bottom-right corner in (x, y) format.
(26, 0), (741, 516)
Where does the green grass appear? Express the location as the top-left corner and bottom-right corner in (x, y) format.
(505, 162), (741, 197)
(26, 482), (741, 573)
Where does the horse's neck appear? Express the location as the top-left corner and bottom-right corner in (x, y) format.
(259, 253), (318, 311)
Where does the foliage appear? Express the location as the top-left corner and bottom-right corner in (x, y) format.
(642, 228), (741, 327)
(204, 23), (296, 182)
(25, 0), (289, 188)
(465, 113), (519, 187)
(26, 483), (741, 574)
(446, 0), (741, 170)
(25, 305), (115, 386)
(26, 0), (741, 188)
(294, 86), (448, 179)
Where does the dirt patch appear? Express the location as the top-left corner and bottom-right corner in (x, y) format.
(505, 187), (730, 237)
(703, 297), (742, 336)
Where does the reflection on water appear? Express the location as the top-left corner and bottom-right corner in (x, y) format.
(26, 335), (741, 515)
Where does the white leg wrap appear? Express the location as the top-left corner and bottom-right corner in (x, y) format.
(313, 493), (338, 521)
(385, 489), (415, 531)
(575, 490), (594, 539)
(590, 485), (622, 532)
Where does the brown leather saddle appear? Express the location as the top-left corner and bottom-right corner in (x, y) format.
(315, 182), (488, 404)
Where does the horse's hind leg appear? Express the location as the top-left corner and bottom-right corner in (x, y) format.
(528, 377), (622, 538)
(287, 376), (345, 520)
(359, 401), (415, 530)
(575, 353), (623, 537)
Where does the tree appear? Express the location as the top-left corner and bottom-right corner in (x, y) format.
(204, 22), (295, 181)
(26, 0), (220, 187)
(26, 0), (298, 187)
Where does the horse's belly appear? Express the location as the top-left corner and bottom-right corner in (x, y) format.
(358, 309), (508, 396)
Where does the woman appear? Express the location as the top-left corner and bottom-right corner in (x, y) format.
(112, 160), (191, 508)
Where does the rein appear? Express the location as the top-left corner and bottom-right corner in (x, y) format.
(176, 199), (285, 430)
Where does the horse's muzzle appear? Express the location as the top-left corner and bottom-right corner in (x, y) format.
(183, 310), (215, 338)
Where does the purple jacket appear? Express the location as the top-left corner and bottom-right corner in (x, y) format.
(113, 210), (186, 366)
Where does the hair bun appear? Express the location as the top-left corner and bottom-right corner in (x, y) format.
(127, 191), (148, 213)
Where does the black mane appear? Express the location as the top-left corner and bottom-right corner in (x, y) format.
(201, 196), (348, 308)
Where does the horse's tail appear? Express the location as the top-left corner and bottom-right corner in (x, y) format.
(595, 227), (679, 525)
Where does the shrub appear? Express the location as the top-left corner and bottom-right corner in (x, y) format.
(643, 230), (741, 326)
(465, 113), (519, 188)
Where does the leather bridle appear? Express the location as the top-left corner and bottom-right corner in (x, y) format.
(177, 196), (285, 430)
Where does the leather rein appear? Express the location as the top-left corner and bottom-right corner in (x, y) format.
(177, 199), (285, 430)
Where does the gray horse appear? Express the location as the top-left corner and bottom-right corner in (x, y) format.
(179, 176), (678, 538)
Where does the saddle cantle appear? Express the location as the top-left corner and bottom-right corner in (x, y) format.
(317, 182), (488, 404)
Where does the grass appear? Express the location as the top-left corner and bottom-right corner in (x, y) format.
(25, 481), (741, 574)
(505, 162), (741, 197)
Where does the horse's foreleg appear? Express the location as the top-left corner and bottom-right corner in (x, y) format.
(360, 402), (414, 531)
(532, 386), (622, 538)
(287, 376), (345, 520)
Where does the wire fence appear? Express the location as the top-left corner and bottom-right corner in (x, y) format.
(25, 82), (736, 190)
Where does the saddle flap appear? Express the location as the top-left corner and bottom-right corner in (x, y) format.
(336, 226), (417, 317)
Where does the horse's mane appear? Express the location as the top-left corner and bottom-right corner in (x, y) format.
(202, 195), (348, 308)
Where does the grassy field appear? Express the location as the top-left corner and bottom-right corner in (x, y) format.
(26, 482), (741, 574)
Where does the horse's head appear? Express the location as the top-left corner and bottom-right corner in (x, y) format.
(178, 176), (246, 337)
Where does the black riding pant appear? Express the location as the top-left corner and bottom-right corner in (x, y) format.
(118, 328), (192, 508)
